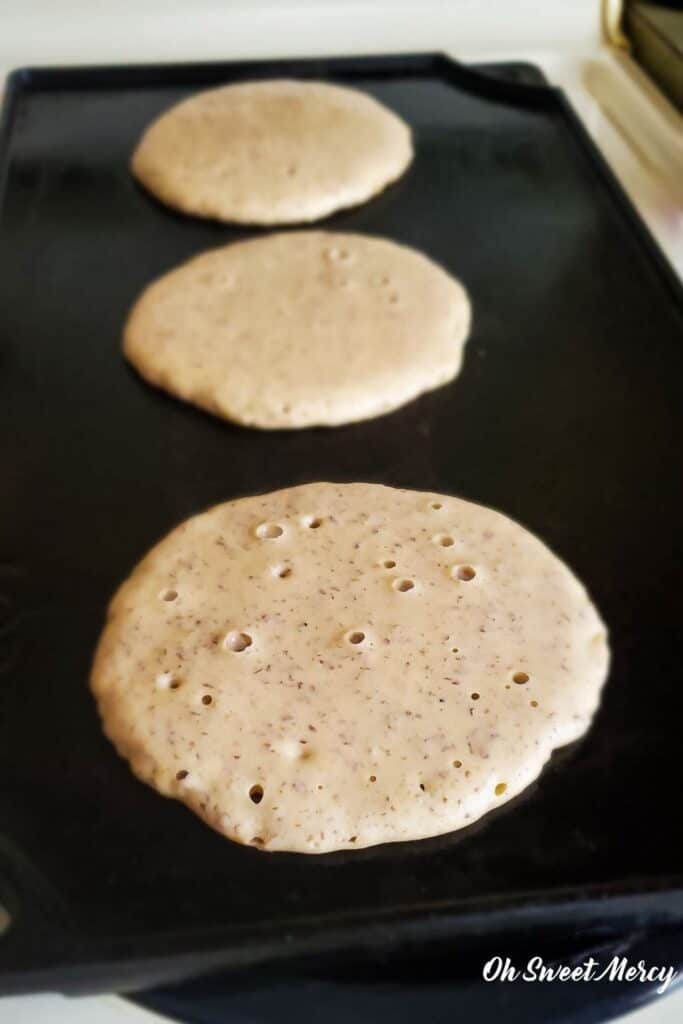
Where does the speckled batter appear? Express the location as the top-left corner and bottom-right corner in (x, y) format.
(91, 483), (609, 854)
(131, 79), (413, 225)
(123, 232), (471, 429)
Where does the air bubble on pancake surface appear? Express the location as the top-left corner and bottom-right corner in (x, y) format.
(302, 515), (323, 529)
(225, 631), (253, 652)
(256, 522), (283, 539)
(271, 563), (292, 578)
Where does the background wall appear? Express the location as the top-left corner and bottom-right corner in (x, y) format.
(0, 0), (601, 80)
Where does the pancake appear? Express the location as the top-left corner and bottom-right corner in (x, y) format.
(131, 79), (412, 224)
(123, 231), (471, 429)
(91, 482), (609, 853)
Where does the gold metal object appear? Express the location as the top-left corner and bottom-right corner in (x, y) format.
(603, 0), (630, 49)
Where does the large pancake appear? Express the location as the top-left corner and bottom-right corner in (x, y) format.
(91, 483), (609, 854)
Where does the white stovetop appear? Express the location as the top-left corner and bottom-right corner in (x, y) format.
(1, 2), (682, 1021)
(0, 985), (682, 1024)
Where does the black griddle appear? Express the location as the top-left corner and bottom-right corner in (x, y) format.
(1, 53), (682, 998)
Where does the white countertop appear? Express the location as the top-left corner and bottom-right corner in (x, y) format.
(1, 2), (682, 1020)
(1, 980), (683, 1023)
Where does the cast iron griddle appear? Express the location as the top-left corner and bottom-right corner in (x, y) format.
(0, 53), (682, 996)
